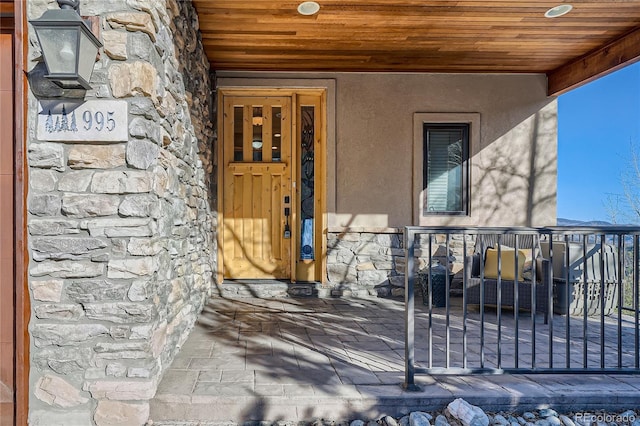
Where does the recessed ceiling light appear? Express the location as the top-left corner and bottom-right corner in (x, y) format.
(298, 1), (320, 16)
(545, 4), (573, 18)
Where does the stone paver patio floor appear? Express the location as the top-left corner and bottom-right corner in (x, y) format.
(150, 294), (640, 423)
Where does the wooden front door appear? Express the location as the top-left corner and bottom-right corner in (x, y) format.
(221, 96), (293, 279)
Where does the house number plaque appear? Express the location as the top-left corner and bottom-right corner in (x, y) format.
(37, 100), (128, 142)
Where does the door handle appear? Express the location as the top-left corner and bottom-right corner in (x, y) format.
(284, 205), (291, 239)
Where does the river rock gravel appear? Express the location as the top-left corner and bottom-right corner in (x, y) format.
(148, 399), (640, 426)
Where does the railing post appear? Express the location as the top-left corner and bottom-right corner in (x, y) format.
(600, 233), (606, 368)
(564, 233), (571, 369)
(635, 234), (640, 369)
(582, 237), (588, 368)
(547, 230), (554, 368)
(403, 227), (421, 391)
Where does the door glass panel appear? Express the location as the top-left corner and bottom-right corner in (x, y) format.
(252, 107), (263, 161)
(300, 106), (314, 260)
(233, 106), (243, 161)
(272, 107), (282, 162)
(234, 104), (283, 163)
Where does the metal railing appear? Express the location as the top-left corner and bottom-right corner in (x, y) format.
(403, 226), (640, 389)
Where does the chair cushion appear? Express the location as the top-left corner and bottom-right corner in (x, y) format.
(525, 257), (549, 282)
(484, 246), (527, 280)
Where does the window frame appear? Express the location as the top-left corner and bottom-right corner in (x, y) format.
(422, 123), (470, 216)
(412, 112), (479, 225)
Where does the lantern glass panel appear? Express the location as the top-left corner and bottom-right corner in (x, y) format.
(78, 27), (99, 85)
(36, 27), (78, 75)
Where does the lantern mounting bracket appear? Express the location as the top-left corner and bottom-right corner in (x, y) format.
(57, 0), (80, 12)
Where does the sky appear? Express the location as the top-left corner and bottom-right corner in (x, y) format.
(557, 60), (640, 224)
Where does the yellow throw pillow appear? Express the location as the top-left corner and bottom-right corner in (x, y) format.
(484, 246), (526, 280)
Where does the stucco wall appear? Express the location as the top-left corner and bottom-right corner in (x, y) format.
(218, 72), (557, 229)
(334, 73), (557, 228)
(25, 0), (215, 424)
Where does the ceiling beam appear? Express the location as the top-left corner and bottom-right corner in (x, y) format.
(547, 27), (640, 97)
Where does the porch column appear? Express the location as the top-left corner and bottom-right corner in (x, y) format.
(25, 0), (216, 424)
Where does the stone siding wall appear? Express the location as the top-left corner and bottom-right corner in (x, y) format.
(26, 0), (215, 424)
(326, 231), (471, 297)
(327, 231), (405, 297)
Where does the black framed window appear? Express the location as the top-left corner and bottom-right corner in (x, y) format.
(423, 123), (469, 215)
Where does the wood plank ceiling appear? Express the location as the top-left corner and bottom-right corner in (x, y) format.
(191, 0), (640, 95)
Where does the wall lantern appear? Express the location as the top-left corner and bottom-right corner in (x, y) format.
(29, 0), (102, 90)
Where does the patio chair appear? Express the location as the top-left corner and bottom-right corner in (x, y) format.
(464, 234), (551, 323)
(541, 240), (619, 316)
